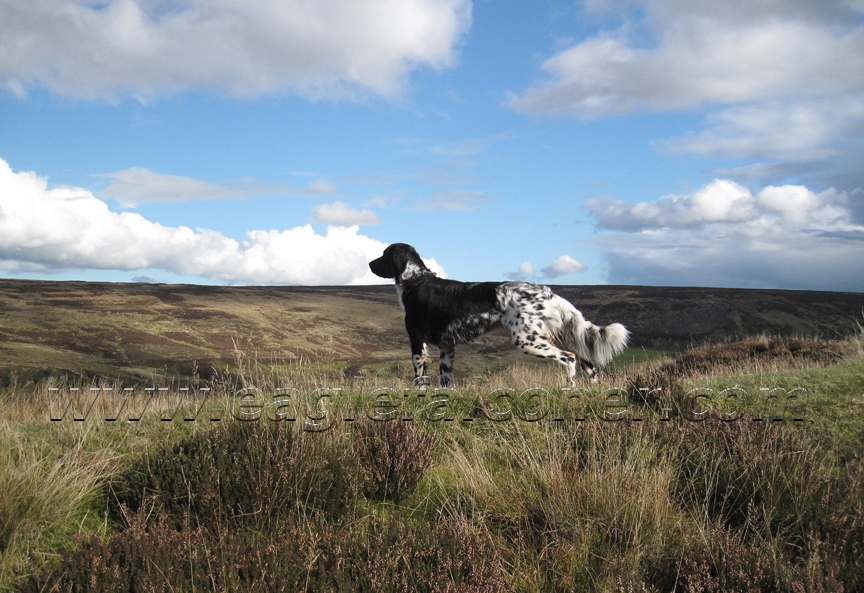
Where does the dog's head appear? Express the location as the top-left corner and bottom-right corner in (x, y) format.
(369, 243), (429, 282)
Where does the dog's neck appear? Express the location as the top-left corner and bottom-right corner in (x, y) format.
(396, 260), (434, 285)
(395, 260), (434, 310)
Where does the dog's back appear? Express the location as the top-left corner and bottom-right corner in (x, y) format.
(400, 275), (504, 349)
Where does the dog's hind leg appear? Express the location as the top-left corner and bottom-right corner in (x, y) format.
(526, 342), (580, 385)
(438, 347), (455, 387)
(508, 325), (580, 385)
(505, 310), (600, 385)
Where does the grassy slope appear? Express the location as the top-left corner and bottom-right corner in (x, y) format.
(1, 339), (862, 591)
(1, 280), (863, 591)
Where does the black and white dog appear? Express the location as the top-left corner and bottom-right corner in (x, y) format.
(369, 243), (629, 387)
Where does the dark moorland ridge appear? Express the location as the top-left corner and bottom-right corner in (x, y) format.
(0, 279), (861, 384)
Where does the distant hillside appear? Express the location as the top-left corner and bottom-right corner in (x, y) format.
(550, 285), (863, 347)
(1, 280), (861, 385)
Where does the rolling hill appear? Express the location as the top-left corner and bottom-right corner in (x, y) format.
(1, 279), (861, 386)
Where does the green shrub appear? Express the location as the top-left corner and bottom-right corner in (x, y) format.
(110, 421), (361, 528)
(677, 528), (845, 593)
(665, 420), (864, 591)
(23, 507), (504, 593)
(27, 418), (460, 592)
(354, 420), (438, 502)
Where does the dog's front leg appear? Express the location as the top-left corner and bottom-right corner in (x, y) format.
(438, 348), (455, 388)
(580, 358), (599, 384)
(410, 340), (430, 386)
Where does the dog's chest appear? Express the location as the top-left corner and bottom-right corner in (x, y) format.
(395, 284), (405, 311)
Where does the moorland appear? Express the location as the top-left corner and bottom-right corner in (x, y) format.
(2, 279), (861, 386)
(1, 279), (863, 592)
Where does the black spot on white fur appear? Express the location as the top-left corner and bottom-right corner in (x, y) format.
(369, 243), (629, 387)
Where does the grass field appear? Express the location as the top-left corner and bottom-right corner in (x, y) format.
(1, 332), (862, 592)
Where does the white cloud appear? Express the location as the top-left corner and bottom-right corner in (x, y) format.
(510, 0), (864, 174)
(505, 255), (586, 281)
(541, 255), (585, 278)
(505, 262), (537, 281)
(99, 167), (338, 207)
(0, 158), (394, 285)
(661, 98), (864, 161)
(586, 179), (864, 291)
(431, 132), (512, 158)
(511, 13), (864, 116)
(0, 0), (471, 100)
(313, 201), (381, 226)
(420, 257), (448, 279)
(755, 185), (823, 224)
(100, 168), (244, 206)
(304, 179), (339, 195)
(586, 179), (758, 230)
(585, 179), (846, 230)
(364, 194), (398, 208)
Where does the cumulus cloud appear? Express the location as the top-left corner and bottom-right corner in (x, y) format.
(419, 257), (448, 279)
(586, 179), (843, 230)
(131, 274), (163, 283)
(510, 0), (864, 175)
(586, 179), (758, 230)
(586, 179), (864, 291)
(540, 255), (585, 278)
(312, 201), (381, 226)
(505, 255), (585, 281)
(0, 0), (471, 100)
(99, 168), (338, 207)
(0, 158), (396, 285)
(505, 262), (537, 281)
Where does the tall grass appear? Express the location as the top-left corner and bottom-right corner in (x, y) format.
(0, 429), (114, 584)
(2, 335), (863, 591)
(430, 421), (686, 591)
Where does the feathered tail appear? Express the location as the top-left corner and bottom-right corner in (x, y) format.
(580, 322), (629, 366)
(557, 299), (629, 366)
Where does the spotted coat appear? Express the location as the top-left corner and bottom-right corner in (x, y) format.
(369, 243), (629, 387)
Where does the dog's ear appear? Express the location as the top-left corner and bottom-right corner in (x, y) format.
(369, 247), (398, 279)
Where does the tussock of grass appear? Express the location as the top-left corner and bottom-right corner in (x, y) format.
(430, 422), (684, 591)
(0, 428), (115, 585)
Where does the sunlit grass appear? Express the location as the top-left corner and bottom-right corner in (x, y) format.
(2, 336), (863, 591)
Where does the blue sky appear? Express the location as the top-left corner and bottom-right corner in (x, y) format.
(1, 0), (863, 291)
